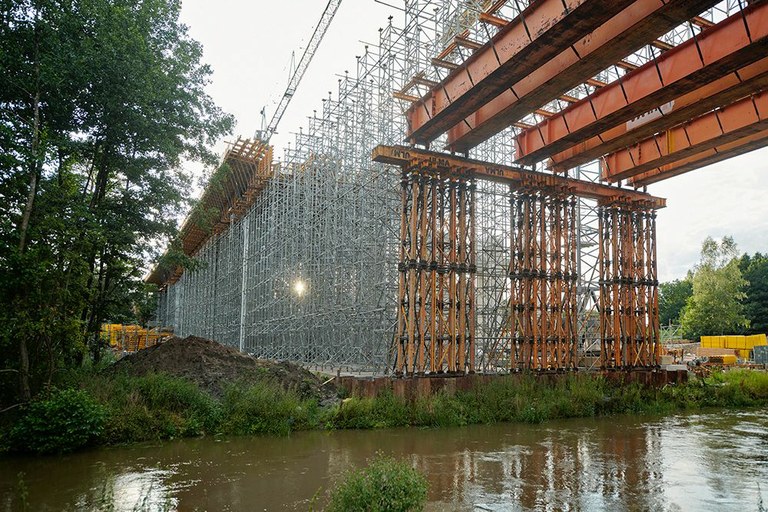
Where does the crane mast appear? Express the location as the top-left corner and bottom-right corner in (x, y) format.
(255, 0), (342, 142)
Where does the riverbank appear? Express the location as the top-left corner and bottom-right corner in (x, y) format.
(3, 359), (768, 455)
(5, 407), (768, 510)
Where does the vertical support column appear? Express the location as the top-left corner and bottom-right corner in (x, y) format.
(648, 209), (660, 365)
(395, 171), (411, 374)
(598, 199), (661, 368)
(468, 179), (476, 373)
(392, 161), (476, 374)
(504, 185), (579, 371)
(239, 218), (250, 353)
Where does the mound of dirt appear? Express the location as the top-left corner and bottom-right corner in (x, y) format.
(108, 336), (336, 402)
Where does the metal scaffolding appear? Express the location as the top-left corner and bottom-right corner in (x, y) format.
(154, 0), (737, 373)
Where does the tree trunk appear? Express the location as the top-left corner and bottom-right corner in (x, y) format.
(15, 4), (48, 399)
(16, 63), (43, 401)
(18, 338), (31, 402)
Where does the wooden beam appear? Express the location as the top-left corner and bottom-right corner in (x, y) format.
(551, 56), (768, 172)
(631, 128), (768, 186)
(372, 144), (665, 208)
(601, 91), (768, 181)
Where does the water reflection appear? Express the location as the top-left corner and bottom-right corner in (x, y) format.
(1, 409), (767, 511)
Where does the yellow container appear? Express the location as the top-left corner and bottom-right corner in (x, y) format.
(710, 354), (738, 365)
(746, 335), (757, 349)
(752, 334), (767, 347)
(739, 349), (751, 360)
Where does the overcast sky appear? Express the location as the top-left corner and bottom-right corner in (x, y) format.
(179, 0), (768, 282)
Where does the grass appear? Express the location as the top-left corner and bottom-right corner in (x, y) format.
(3, 368), (768, 454)
(328, 370), (768, 430)
(325, 453), (428, 512)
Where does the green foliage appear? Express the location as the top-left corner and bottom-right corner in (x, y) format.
(326, 454), (429, 512)
(6, 368), (768, 455)
(681, 236), (749, 338)
(739, 253), (768, 334)
(82, 372), (220, 442)
(0, 0), (233, 401)
(328, 372), (768, 432)
(10, 388), (106, 453)
(332, 391), (410, 429)
(219, 381), (317, 436)
(659, 278), (693, 326)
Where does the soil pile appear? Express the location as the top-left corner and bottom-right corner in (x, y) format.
(109, 336), (336, 401)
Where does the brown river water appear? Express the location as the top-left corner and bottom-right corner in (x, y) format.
(1, 408), (767, 511)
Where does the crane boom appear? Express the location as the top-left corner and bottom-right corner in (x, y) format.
(256, 0), (342, 142)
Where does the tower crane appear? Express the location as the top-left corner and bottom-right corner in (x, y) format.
(255, 0), (342, 142)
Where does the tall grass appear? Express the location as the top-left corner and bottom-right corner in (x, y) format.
(219, 381), (319, 436)
(3, 372), (324, 453)
(325, 454), (428, 512)
(83, 373), (221, 442)
(5, 368), (768, 454)
(328, 371), (768, 430)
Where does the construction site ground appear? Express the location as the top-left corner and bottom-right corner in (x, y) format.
(108, 336), (338, 403)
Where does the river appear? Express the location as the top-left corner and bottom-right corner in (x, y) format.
(2, 408), (767, 511)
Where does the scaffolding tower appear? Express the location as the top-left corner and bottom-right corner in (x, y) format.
(154, 0), (740, 373)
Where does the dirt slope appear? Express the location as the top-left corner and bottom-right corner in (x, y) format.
(109, 336), (335, 401)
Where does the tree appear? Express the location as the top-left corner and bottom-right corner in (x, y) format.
(739, 253), (768, 334)
(680, 236), (749, 339)
(0, 0), (233, 401)
(659, 277), (693, 326)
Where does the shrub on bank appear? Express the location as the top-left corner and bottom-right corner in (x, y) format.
(5, 367), (768, 455)
(83, 373), (222, 443)
(326, 454), (428, 512)
(2, 371), (328, 453)
(219, 381), (318, 436)
(327, 371), (768, 430)
(9, 388), (106, 454)
(333, 390), (411, 429)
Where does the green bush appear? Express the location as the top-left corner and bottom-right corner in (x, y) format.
(331, 390), (410, 429)
(85, 373), (221, 443)
(219, 381), (316, 436)
(11, 388), (106, 454)
(413, 391), (470, 427)
(326, 454), (429, 512)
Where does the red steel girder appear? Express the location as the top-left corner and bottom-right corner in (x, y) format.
(515, 2), (768, 165)
(372, 144), (666, 208)
(444, 0), (719, 153)
(551, 57), (768, 172)
(601, 91), (768, 181)
(629, 128), (768, 185)
(405, 0), (636, 145)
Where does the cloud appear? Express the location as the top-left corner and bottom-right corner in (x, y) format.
(651, 149), (768, 281)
